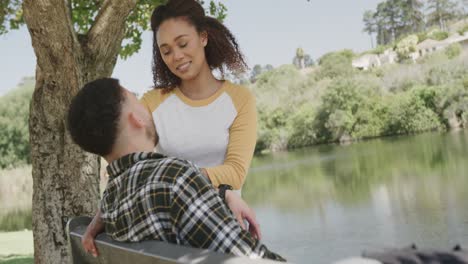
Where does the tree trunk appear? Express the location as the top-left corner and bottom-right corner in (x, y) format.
(22, 0), (137, 263)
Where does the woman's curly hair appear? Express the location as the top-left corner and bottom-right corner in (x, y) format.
(150, 0), (248, 90)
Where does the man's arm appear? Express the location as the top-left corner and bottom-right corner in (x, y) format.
(81, 209), (105, 257)
(171, 165), (285, 261)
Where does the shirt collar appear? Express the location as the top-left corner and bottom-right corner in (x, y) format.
(106, 152), (165, 179)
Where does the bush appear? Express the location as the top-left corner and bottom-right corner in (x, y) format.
(313, 77), (377, 142)
(288, 104), (317, 149)
(457, 24), (468, 36)
(417, 32), (428, 43)
(0, 78), (34, 169)
(428, 30), (449, 41)
(369, 45), (391, 55)
(384, 92), (442, 135)
(445, 43), (462, 59)
(395, 35), (418, 62)
(436, 84), (468, 128)
(316, 50), (356, 80)
(256, 107), (291, 153)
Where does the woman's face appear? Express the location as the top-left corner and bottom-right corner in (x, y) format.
(156, 17), (208, 81)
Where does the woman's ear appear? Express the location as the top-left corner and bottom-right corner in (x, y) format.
(201, 31), (208, 47)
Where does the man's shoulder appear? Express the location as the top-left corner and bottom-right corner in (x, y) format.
(135, 156), (200, 184)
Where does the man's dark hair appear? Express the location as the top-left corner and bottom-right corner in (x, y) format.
(67, 78), (124, 156)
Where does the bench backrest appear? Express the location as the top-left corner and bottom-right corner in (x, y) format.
(66, 216), (283, 264)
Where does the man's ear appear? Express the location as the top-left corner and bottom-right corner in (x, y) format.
(128, 112), (144, 129)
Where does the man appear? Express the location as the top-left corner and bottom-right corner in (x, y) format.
(67, 78), (285, 261)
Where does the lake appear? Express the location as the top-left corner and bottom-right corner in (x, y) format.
(2, 130), (468, 263)
(243, 129), (468, 263)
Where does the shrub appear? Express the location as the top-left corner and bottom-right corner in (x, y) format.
(316, 50), (356, 80)
(417, 32), (428, 43)
(457, 24), (468, 36)
(256, 106), (291, 153)
(384, 92), (442, 135)
(428, 30), (449, 41)
(395, 35), (418, 62)
(288, 104), (317, 149)
(0, 78), (34, 169)
(313, 77), (378, 142)
(445, 43), (462, 59)
(436, 84), (468, 128)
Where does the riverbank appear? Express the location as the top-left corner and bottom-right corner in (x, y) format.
(253, 49), (468, 153)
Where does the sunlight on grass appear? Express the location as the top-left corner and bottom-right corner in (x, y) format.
(0, 255), (33, 264)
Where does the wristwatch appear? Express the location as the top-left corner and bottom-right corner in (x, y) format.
(218, 184), (233, 202)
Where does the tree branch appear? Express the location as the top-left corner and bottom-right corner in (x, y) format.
(86, 0), (137, 61)
(23, 0), (80, 70)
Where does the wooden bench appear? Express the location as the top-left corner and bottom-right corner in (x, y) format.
(67, 216), (283, 264)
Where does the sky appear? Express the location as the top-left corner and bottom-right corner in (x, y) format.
(0, 0), (381, 96)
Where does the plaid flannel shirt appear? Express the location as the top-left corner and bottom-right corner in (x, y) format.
(101, 152), (285, 261)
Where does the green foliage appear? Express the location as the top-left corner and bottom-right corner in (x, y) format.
(384, 91), (442, 134)
(417, 32), (428, 43)
(395, 34), (418, 62)
(0, 0), (23, 35)
(370, 45), (391, 55)
(0, 209), (32, 232)
(458, 24), (468, 35)
(287, 104), (317, 148)
(316, 50), (355, 80)
(256, 107), (290, 152)
(1, 0), (227, 59)
(0, 78), (34, 169)
(0, 255), (33, 264)
(436, 83), (468, 128)
(426, 0), (459, 30)
(253, 65), (307, 152)
(365, 0), (425, 46)
(428, 30), (449, 40)
(254, 42), (467, 152)
(445, 43), (462, 59)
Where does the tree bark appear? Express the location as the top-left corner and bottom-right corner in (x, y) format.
(22, 0), (137, 263)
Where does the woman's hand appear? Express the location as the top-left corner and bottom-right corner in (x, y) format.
(225, 190), (262, 240)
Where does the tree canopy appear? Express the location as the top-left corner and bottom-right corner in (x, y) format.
(363, 0), (464, 46)
(0, 0), (227, 59)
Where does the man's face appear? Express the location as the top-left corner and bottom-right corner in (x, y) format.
(123, 88), (157, 146)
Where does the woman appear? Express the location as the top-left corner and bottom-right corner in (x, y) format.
(82, 0), (258, 256)
(144, 0), (257, 191)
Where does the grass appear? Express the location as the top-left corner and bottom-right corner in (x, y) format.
(0, 166), (32, 232)
(0, 255), (33, 264)
(0, 166), (32, 213)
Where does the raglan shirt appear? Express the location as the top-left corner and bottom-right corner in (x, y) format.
(140, 81), (257, 189)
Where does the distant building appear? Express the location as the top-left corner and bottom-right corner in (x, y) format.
(352, 32), (468, 71)
(379, 49), (398, 65)
(352, 54), (381, 70)
(416, 39), (446, 57)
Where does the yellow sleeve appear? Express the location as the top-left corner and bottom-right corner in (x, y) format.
(140, 94), (153, 114)
(139, 89), (170, 113)
(205, 86), (257, 190)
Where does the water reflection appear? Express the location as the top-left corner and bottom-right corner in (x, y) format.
(1, 131), (467, 262)
(244, 130), (468, 263)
